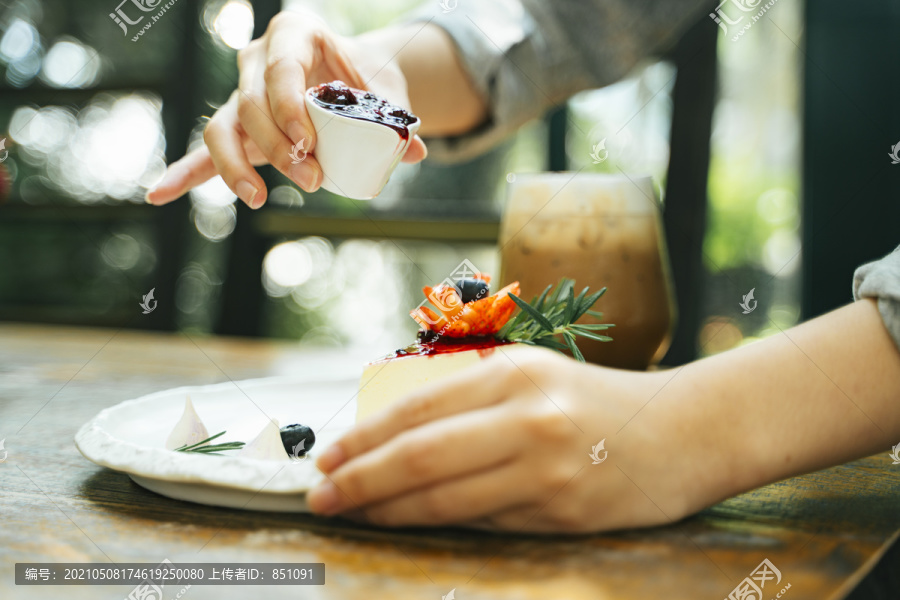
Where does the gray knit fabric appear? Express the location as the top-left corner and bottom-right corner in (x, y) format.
(854, 246), (900, 352)
(413, 0), (714, 162)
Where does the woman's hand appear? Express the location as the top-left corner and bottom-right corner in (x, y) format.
(146, 10), (427, 208)
(307, 347), (717, 533)
(307, 300), (900, 533)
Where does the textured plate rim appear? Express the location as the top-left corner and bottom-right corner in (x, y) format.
(74, 374), (358, 494)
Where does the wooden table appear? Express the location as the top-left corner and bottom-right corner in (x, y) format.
(2, 323), (898, 600)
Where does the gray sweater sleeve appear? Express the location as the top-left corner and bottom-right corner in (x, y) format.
(413, 0), (714, 163)
(853, 245), (900, 352)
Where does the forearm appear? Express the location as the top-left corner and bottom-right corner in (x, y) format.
(668, 299), (900, 505)
(355, 24), (487, 137)
(356, 0), (718, 163)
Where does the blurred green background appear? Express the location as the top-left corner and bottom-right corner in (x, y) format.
(0, 0), (895, 362)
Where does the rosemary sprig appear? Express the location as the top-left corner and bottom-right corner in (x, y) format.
(496, 278), (614, 362)
(174, 431), (245, 456)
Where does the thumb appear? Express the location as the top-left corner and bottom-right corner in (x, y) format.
(402, 135), (428, 163)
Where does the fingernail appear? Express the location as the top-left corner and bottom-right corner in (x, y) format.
(146, 168), (179, 203)
(235, 180), (258, 207)
(316, 444), (346, 473)
(288, 121), (312, 148)
(291, 161), (320, 192)
(307, 481), (340, 515)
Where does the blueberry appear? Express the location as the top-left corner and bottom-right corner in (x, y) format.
(455, 278), (490, 304)
(279, 424), (316, 458)
(316, 82), (358, 106)
(417, 329), (439, 343)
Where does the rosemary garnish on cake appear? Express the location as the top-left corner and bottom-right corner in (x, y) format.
(496, 278), (614, 362)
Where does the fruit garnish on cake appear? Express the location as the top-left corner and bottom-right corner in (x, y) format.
(357, 273), (613, 421)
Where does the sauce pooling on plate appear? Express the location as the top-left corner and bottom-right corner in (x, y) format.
(311, 81), (418, 139)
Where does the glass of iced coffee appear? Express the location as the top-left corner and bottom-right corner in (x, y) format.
(499, 173), (676, 370)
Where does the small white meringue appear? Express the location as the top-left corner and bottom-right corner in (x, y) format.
(165, 395), (210, 451)
(238, 419), (289, 461)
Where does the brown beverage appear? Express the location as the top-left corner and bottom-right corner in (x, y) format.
(499, 173), (676, 370)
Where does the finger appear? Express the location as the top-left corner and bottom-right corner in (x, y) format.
(145, 147), (218, 205)
(263, 31), (314, 148)
(346, 44), (424, 165)
(474, 473), (607, 533)
(401, 135), (427, 163)
(363, 72), (425, 165)
(263, 15), (322, 149)
(242, 136), (268, 166)
(204, 94), (268, 208)
(319, 31), (367, 90)
(361, 462), (539, 527)
(319, 354), (513, 473)
(307, 402), (522, 515)
(236, 87), (323, 194)
(238, 47), (322, 193)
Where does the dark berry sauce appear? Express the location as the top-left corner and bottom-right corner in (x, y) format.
(374, 336), (512, 364)
(312, 81), (418, 139)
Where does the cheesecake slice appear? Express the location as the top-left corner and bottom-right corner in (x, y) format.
(356, 274), (520, 422)
(357, 337), (520, 421)
(354, 274), (612, 422)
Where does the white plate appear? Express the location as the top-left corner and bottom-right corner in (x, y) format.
(75, 374), (360, 512)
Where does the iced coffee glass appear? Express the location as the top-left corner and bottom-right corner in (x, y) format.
(499, 173), (676, 370)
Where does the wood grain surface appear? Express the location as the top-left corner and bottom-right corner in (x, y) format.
(1, 323), (898, 600)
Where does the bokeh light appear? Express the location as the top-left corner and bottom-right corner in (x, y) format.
(101, 233), (142, 271)
(0, 16), (44, 87)
(9, 105), (75, 153)
(299, 326), (342, 347)
(96, 228), (157, 278)
(567, 60), (676, 180)
(290, 237), (338, 309)
(263, 241), (314, 297)
(330, 240), (401, 344)
(189, 175), (238, 241)
(756, 188), (798, 225)
(176, 262), (221, 315)
(0, 18), (37, 63)
(261, 237), (417, 347)
(763, 229), (801, 277)
(9, 93), (166, 203)
(203, 0), (254, 50)
(193, 203), (237, 242)
(268, 185), (304, 208)
(40, 38), (101, 88)
(699, 316), (744, 355)
(6, 48), (42, 87)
